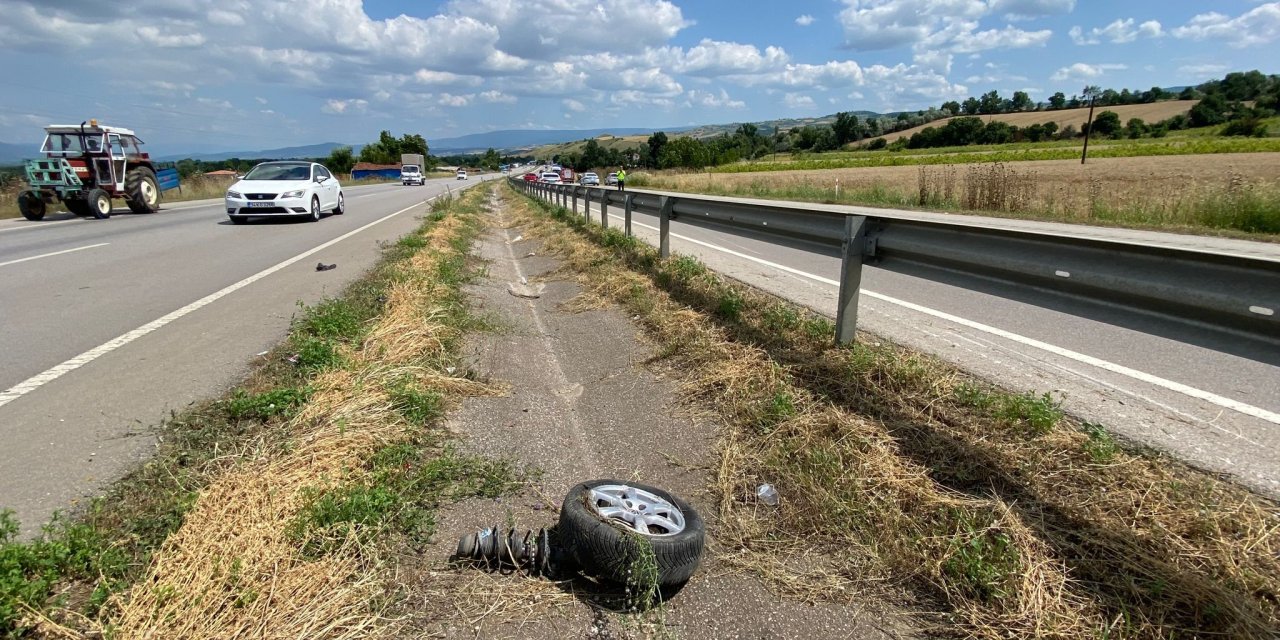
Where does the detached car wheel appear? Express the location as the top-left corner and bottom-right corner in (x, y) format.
(558, 479), (705, 587)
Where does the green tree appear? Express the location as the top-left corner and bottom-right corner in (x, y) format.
(1125, 118), (1148, 139)
(1047, 92), (1067, 109)
(325, 146), (355, 174)
(646, 131), (668, 168)
(1189, 94), (1228, 127)
(658, 136), (711, 169)
(961, 97), (981, 115)
(1088, 110), (1122, 138)
(941, 100), (961, 115)
(1010, 91), (1033, 111)
(978, 90), (1004, 114)
(832, 112), (860, 146)
(479, 148), (501, 170)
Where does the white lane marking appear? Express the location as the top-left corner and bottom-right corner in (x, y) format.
(0, 243), (109, 267)
(602, 208), (1280, 426)
(0, 197), (436, 409)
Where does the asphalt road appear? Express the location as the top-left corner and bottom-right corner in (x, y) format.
(563, 184), (1280, 498)
(0, 175), (491, 535)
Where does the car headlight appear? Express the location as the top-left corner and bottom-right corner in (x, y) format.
(226, 190), (242, 199)
(280, 189), (305, 199)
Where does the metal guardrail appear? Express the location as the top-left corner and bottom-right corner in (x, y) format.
(508, 177), (1280, 344)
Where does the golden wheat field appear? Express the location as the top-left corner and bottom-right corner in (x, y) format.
(880, 100), (1201, 142)
(644, 152), (1280, 235)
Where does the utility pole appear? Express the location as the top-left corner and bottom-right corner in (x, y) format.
(1081, 85), (1098, 165)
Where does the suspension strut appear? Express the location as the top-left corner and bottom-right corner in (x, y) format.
(453, 525), (562, 578)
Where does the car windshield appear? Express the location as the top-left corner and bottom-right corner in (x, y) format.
(403, 165), (419, 172)
(244, 163), (311, 180)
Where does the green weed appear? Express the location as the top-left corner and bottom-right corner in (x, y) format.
(1083, 422), (1118, 463)
(942, 514), (1022, 603)
(388, 382), (445, 427)
(224, 386), (312, 421)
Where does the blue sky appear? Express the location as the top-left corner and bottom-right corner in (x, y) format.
(0, 0), (1275, 154)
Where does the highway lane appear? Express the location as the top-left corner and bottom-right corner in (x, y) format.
(566, 185), (1280, 497)
(0, 175), (491, 535)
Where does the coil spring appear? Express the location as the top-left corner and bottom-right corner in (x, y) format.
(454, 526), (559, 577)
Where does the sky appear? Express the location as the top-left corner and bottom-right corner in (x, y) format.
(0, 0), (1276, 154)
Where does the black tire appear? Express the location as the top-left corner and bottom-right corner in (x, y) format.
(18, 191), (46, 221)
(65, 199), (91, 216)
(86, 189), (112, 219)
(124, 167), (160, 213)
(308, 196), (321, 222)
(333, 192), (344, 214)
(558, 479), (705, 588)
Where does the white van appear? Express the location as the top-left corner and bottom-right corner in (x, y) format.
(401, 164), (424, 186)
(456, 169), (468, 180)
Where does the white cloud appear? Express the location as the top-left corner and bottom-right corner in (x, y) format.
(1172, 3), (1280, 47)
(480, 90), (516, 104)
(255, 97), (269, 105)
(207, 9), (244, 26)
(1069, 18), (1163, 45)
(135, 26), (206, 48)
(839, 0), (1051, 54)
(784, 93), (816, 109)
(437, 93), (472, 107)
(413, 69), (484, 86)
(446, 0), (690, 60)
(1050, 62), (1127, 82)
(563, 98), (586, 112)
(676, 39), (789, 75)
(685, 88), (746, 109)
(988, 0), (1075, 21)
(796, 14), (815, 26)
(321, 98), (368, 114)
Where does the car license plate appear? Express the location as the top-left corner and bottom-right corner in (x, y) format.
(248, 202), (275, 208)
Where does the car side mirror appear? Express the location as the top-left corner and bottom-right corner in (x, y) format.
(234, 174), (244, 180)
(314, 175), (324, 183)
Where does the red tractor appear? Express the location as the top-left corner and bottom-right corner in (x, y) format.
(17, 120), (174, 220)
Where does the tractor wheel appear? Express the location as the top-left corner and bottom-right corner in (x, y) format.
(86, 189), (112, 219)
(124, 167), (160, 213)
(65, 199), (91, 216)
(18, 191), (46, 221)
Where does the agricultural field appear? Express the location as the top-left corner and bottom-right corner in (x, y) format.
(879, 100), (1201, 143)
(532, 133), (646, 159)
(633, 152), (1280, 237)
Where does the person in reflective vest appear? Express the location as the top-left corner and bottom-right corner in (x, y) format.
(617, 168), (626, 191)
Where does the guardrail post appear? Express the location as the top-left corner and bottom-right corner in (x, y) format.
(658, 196), (673, 259)
(572, 187), (579, 214)
(624, 194), (633, 237)
(834, 215), (867, 345)
(600, 191), (609, 229)
(584, 189), (592, 223)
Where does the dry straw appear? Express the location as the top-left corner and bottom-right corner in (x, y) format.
(99, 194), (485, 638)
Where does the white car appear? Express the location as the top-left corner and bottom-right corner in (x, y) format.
(541, 171), (562, 184)
(225, 161), (344, 224)
(456, 169), (468, 180)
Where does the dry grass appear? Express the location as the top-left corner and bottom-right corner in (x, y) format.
(85, 191), (491, 638)
(880, 101), (1199, 143)
(640, 153), (1280, 237)
(504, 184), (1280, 638)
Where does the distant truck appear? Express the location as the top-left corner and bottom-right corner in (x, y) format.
(559, 167), (576, 184)
(401, 153), (425, 186)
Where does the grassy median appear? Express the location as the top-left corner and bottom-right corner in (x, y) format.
(505, 183), (1280, 639)
(1, 184), (526, 637)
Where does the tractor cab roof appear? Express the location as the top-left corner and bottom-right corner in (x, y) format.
(44, 123), (138, 137)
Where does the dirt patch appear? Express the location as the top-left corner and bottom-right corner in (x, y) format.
(395, 196), (919, 638)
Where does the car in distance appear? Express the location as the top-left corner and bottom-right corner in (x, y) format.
(580, 172), (600, 186)
(456, 168), (468, 180)
(605, 172), (619, 186)
(225, 161), (344, 224)
(522, 172), (539, 182)
(540, 171), (562, 184)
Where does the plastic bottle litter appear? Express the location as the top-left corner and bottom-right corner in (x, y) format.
(756, 483), (779, 506)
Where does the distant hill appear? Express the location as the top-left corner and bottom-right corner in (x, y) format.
(878, 100), (1198, 143)
(0, 141), (38, 165)
(680, 110), (884, 139)
(155, 142), (364, 162)
(430, 128), (681, 153)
